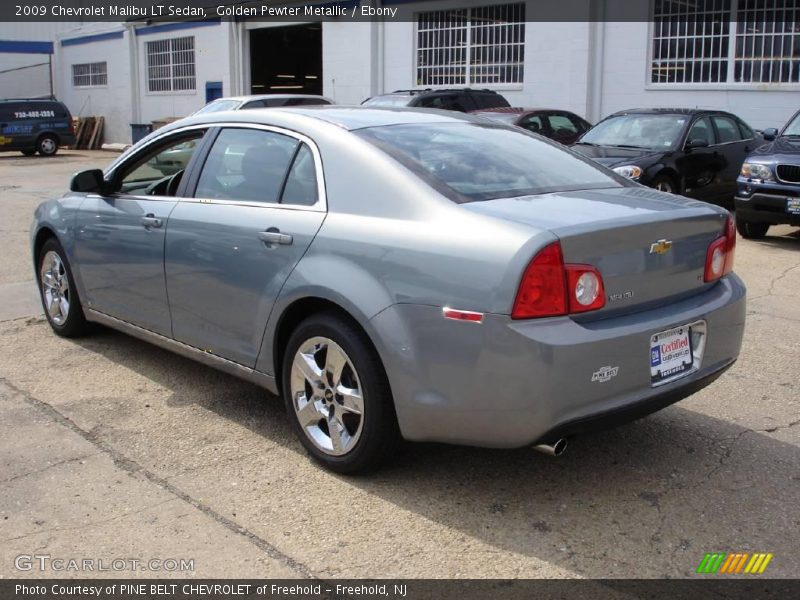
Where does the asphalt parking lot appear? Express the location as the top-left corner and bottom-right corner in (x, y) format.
(0, 150), (798, 580)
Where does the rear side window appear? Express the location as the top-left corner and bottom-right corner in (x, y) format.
(712, 116), (742, 143)
(547, 115), (579, 136)
(194, 128), (298, 203)
(281, 144), (318, 206)
(357, 122), (624, 203)
(417, 95), (469, 111)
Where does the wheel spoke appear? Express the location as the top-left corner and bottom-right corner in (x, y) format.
(59, 298), (69, 319)
(325, 344), (348, 387)
(336, 384), (363, 415)
(296, 398), (322, 428)
(47, 297), (61, 318)
(328, 416), (345, 453)
(295, 351), (324, 387)
(42, 272), (58, 290)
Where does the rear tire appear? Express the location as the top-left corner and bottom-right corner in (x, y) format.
(735, 217), (769, 239)
(37, 134), (58, 156)
(282, 311), (400, 474)
(21, 148), (36, 156)
(37, 238), (91, 337)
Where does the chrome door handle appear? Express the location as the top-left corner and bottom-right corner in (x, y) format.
(258, 229), (293, 246)
(141, 214), (163, 229)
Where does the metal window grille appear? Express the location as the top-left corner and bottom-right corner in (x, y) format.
(734, 0), (800, 83)
(417, 3), (525, 86)
(651, 0), (800, 84)
(146, 36), (196, 93)
(71, 62), (107, 87)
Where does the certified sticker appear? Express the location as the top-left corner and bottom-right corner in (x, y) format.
(786, 198), (800, 215)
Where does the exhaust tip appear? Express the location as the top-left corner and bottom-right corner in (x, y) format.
(533, 438), (568, 457)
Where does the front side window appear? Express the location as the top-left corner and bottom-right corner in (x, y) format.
(687, 117), (715, 146)
(579, 114), (689, 150)
(146, 36), (196, 92)
(782, 111), (800, 136)
(194, 128), (299, 203)
(651, 0), (800, 84)
(357, 123), (624, 203)
(72, 62), (107, 87)
(117, 132), (205, 196)
(416, 3), (525, 86)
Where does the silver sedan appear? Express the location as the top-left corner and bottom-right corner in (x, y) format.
(31, 107), (746, 473)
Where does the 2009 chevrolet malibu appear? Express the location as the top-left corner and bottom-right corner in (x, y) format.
(31, 107), (746, 473)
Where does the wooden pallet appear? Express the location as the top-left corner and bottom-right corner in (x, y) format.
(72, 116), (104, 149)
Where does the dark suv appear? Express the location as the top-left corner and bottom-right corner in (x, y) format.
(0, 99), (75, 156)
(361, 88), (510, 112)
(735, 109), (800, 238)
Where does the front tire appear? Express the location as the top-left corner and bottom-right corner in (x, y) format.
(282, 312), (400, 474)
(37, 134), (58, 156)
(37, 238), (90, 337)
(651, 175), (677, 194)
(735, 217), (769, 239)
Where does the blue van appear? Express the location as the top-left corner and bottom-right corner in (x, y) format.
(0, 99), (76, 156)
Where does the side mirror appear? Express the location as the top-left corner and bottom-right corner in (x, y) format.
(685, 138), (709, 150)
(70, 169), (105, 194)
(761, 127), (778, 141)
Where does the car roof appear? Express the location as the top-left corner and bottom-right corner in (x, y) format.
(213, 94), (331, 103)
(471, 107), (579, 115)
(373, 88), (502, 97)
(176, 106), (488, 132)
(608, 107), (731, 117)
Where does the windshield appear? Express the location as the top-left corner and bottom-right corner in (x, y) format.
(362, 95), (412, 107)
(195, 99), (242, 115)
(356, 123), (624, 202)
(579, 114), (688, 149)
(782, 112), (800, 136)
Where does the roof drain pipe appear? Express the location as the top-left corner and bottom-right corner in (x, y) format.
(533, 439), (568, 457)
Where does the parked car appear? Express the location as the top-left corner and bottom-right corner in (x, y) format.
(735, 108), (800, 238)
(572, 108), (762, 204)
(0, 98), (76, 156)
(33, 108), (745, 473)
(194, 94), (334, 115)
(361, 88), (509, 112)
(471, 107), (591, 145)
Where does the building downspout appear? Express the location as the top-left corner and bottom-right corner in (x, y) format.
(586, 1), (605, 123)
(126, 23), (141, 126)
(369, 0), (385, 97)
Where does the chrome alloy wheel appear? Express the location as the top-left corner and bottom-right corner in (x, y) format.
(290, 336), (364, 456)
(40, 250), (70, 326)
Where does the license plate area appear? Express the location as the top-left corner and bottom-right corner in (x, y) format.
(650, 325), (695, 385)
(787, 198), (800, 215)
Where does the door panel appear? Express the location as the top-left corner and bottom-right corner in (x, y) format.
(676, 117), (724, 200)
(72, 129), (208, 335)
(165, 126), (326, 367)
(74, 196), (177, 335)
(165, 205), (324, 366)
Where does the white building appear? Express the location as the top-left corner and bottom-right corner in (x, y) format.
(4, 0), (799, 144)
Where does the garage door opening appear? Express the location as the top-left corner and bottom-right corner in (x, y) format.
(249, 25), (322, 96)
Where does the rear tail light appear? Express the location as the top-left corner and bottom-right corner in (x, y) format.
(704, 215), (736, 282)
(512, 242), (605, 319)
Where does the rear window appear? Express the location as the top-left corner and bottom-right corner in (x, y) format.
(356, 123), (625, 203)
(473, 93), (510, 109)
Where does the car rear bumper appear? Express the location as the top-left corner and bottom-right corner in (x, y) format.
(370, 275), (746, 448)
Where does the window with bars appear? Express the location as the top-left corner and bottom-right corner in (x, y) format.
(72, 62), (107, 87)
(651, 0), (800, 84)
(416, 3), (525, 87)
(146, 36), (196, 93)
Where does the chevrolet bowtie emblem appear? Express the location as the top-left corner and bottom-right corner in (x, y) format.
(649, 239), (673, 255)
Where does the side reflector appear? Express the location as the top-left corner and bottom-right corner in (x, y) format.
(443, 307), (484, 323)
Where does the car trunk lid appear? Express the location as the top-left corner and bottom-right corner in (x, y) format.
(463, 187), (729, 315)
